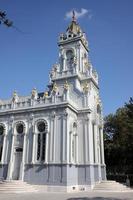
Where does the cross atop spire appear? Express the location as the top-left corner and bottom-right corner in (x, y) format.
(72, 10), (76, 22)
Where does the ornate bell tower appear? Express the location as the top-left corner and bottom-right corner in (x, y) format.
(58, 11), (90, 75)
(46, 11), (106, 191)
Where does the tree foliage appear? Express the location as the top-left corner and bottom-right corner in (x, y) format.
(0, 10), (13, 27)
(104, 97), (133, 175)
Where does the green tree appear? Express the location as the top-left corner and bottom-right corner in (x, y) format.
(0, 10), (13, 27)
(104, 97), (133, 175)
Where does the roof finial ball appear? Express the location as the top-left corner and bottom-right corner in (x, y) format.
(72, 10), (76, 22)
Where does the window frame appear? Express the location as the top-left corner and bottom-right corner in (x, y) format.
(36, 120), (48, 163)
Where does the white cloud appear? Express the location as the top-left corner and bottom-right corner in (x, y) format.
(65, 8), (92, 20)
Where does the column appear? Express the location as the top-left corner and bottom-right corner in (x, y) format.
(49, 118), (54, 162)
(23, 132), (28, 163)
(49, 112), (56, 162)
(88, 120), (93, 163)
(78, 44), (81, 72)
(62, 113), (67, 162)
(94, 123), (98, 163)
(52, 114), (57, 162)
(21, 131), (28, 180)
(100, 128), (105, 164)
(84, 120), (88, 164)
(7, 119), (15, 180)
(1, 133), (7, 164)
(32, 130), (36, 164)
(75, 133), (78, 164)
(28, 116), (34, 163)
(69, 131), (72, 163)
(86, 118), (90, 163)
(45, 131), (49, 163)
(62, 56), (66, 71)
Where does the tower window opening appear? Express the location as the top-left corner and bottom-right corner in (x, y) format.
(66, 50), (74, 68)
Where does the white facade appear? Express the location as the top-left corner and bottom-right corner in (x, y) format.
(0, 15), (106, 192)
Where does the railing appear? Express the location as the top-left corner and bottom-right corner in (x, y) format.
(0, 92), (79, 112)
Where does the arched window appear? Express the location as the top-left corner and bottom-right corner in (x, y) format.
(36, 120), (47, 162)
(16, 123), (24, 134)
(0, 124), (5, 162)
(66, 50), (74, 69)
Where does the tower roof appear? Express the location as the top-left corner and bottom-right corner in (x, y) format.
(66, 10), (82, 35)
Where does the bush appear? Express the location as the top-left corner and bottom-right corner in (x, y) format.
(107, 174), (133, 186)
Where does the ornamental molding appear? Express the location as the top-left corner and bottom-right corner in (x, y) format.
(82, 81), (90, 93)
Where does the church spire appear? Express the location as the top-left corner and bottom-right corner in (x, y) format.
(66, 10), (82, 35)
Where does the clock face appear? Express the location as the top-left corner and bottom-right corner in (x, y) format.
(37, 122), (45, 133)
(66, 50), (74, 68)
(0, 125), (4, 135)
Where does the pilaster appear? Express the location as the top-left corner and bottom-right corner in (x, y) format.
(7, 116), (14, 180)
(1, 130), (7, 164)
(94, 123), (98, 163)
(62, 111), (67, 162)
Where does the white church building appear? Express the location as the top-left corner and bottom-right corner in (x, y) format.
(0, 12), (106, 192)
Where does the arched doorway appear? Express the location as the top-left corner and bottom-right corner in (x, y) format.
(12, 122), (25, 180)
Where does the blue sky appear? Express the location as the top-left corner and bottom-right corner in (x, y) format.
(0, 0), (133, 115)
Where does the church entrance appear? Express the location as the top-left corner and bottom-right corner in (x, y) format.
(12, 147), (23, 180)
(11, 122), (25, 180)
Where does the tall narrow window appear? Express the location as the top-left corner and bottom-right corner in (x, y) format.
(42, 133), (46, 161)
(0, 146), (3, 162)
(0, 124), (4, 162)
(66, 50), (74, 69)
(37, 134), (41, 160)
(36, 121), (47, 162)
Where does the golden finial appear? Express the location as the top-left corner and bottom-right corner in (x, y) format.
(43, 91), (48, 98)
(64, 80), (69, 90)
(12, 90), (19, 102)
(52, 82), (58, 92)
(13, 90), (17, 97)
(72, 10), (76, 22)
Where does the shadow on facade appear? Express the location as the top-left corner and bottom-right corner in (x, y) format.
(67, 197), (125, 200)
